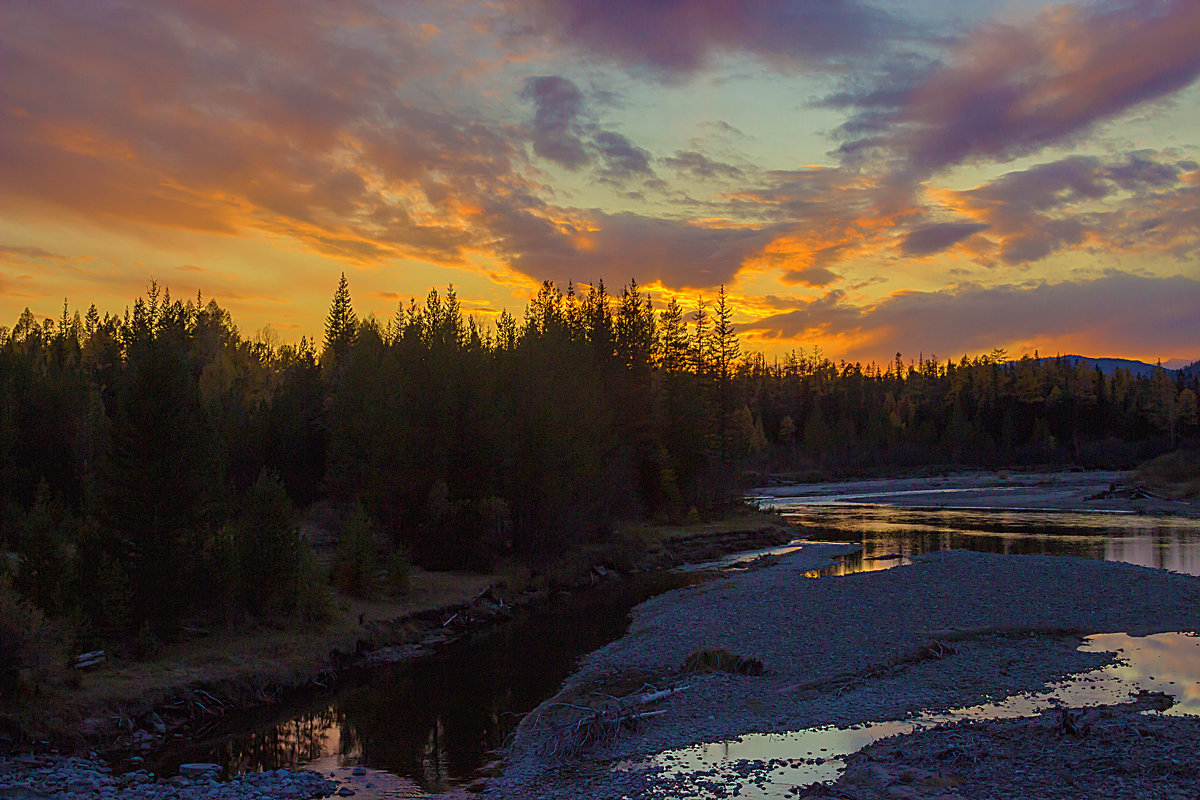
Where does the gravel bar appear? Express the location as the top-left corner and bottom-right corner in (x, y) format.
(492, 545), (1200, 799)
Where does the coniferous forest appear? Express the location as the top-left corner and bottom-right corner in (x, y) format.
(1, 277), (1197, 648)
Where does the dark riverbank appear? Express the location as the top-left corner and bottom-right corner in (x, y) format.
(4, 509), (797, 769)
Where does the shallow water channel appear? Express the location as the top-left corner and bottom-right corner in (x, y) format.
(152, 497), (1200, 797)
(149, 572), (702, 796)
(642, 493), (1200, 797)
(768, 502), (1200, 577)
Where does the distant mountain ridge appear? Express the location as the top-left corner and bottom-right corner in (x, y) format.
(1040, 354), (1199, 377)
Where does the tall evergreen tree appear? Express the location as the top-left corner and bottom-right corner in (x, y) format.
(658, 296), (689, 372)
(710, 286), (740, 384)
(323, 272), (357, 365)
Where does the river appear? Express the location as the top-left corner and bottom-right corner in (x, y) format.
(150, 484), (1200, 796)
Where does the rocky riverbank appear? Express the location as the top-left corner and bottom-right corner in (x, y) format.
(0, 752), (337, 800)
(492, 546), (1200, 799)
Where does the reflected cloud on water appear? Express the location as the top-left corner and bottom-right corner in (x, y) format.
(650, 631), (1200, 798)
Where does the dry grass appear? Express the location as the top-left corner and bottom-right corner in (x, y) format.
(1135, 449), (1200, 500)
(17, 565), (508, 740)
(16, 508), (784, 742)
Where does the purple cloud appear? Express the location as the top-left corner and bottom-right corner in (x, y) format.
(593, 130), (653, 182)
(518, 0), (904, 78)
(495, 210), (778, 289)
(521, 76), (592, 169)
(663, 150), (744, 180)
(742, 272), (1200, 362)
(899, 222), (990, 257)
(781, 266), (840, 287)
(833, 0), (1200, 173)
(940, 153), (1198, 266)
(0, 244), (69, 261)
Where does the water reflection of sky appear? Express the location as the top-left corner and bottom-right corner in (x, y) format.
(148, 572), (697, 795)
(152, 501), (1200, 798)
(762, 502), (1200, 577)
(651, 632), (1200, 799)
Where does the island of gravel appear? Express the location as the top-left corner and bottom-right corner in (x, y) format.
(491, 544), (1200, 799)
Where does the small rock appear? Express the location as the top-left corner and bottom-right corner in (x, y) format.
(179, 762), (222, 779)
(338, 787), (356, 796)
(146, 712), (167, 735)
(351, 765), (367, 776)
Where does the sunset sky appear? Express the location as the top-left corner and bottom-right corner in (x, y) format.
(1, 0), (1197, 364)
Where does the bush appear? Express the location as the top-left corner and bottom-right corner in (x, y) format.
(14, 482), (75, 616)
(333, 505), (379, 598)
(0, 574), (63, 699)
(296, 547), (334, 624)
(417, 483), (510, 571)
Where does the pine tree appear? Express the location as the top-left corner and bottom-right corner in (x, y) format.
(323, 272), (357, 365)
(690, 296), (710, 375)
(615, 279), (656, 372)
(710, 286), (740, 384)
(234, 469), (303, 617)
(658, 296), (689, 372)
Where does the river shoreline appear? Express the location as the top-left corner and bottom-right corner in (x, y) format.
(1, 510), (797, 775)
(493, 532), (1200, 798)
(755, 469), (1200, 517)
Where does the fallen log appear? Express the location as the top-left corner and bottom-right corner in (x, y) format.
(73, 650), (106, 669)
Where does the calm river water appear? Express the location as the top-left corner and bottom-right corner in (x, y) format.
(151, 494), (1200, 796)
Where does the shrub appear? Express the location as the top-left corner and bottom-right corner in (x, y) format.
(333, 504), (379, 598)
(296, 547), (334, 624)
(14, 482), (75, 617)
(417, 483), (510, 571)
(0, 574), (63, 699)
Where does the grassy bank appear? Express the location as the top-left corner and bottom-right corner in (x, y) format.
(9, 566), (503, 744)
(3, 506), (793, 751)
(1135, 449), (1200, 500)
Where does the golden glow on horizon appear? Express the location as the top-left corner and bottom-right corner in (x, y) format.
(1, 1), (1197, 366)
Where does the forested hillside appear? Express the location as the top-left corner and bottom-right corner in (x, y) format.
(1, 277), (1196, 647)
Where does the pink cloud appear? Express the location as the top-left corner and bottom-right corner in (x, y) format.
(835, 0), (1200, 173)
(741, 272), (1200, 362)
(514, 0), (904, 78)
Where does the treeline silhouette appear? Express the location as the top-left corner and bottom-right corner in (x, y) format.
(0, 277), (1196, 650)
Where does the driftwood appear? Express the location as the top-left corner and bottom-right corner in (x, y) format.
(73, 650), (106, 670)
(1086, 483), (1168, 502)
(532, 683), (689, 757)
